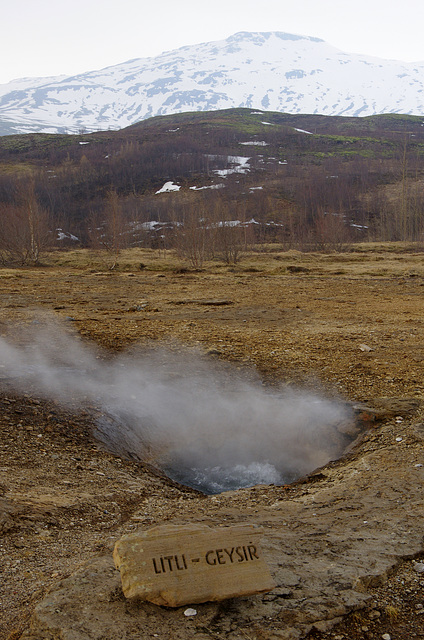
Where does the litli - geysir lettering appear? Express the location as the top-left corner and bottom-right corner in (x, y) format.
(151, 545), (259, 574)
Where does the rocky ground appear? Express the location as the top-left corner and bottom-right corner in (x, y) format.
(1, 245), (424, 640)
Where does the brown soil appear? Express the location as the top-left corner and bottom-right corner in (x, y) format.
(1, 245), (424, 640)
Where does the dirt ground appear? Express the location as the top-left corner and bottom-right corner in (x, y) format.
(1, 244), (424, 640)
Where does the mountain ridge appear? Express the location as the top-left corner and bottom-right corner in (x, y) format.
(1, 31), (424, 136)
(1, 107), (424, 247)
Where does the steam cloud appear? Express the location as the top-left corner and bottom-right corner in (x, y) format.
(0, 317), (353, 493)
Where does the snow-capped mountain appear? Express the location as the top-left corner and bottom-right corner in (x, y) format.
(1, 31), (424, 135)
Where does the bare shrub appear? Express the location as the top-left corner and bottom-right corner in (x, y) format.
(173, 199), (208, 268)
(0, 179), (52, 266)
(86, 190), (127, 269)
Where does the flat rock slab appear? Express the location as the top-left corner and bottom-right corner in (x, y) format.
(113, 523), (275, 606)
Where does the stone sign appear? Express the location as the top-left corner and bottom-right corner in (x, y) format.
(113, 523), (275, 607)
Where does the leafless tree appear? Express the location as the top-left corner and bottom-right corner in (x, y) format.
(87, 189), (127, 269)
(0, 179), (52, 266)
(173, 197), (208, 268)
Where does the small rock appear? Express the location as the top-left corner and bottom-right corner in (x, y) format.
(359, 343), (373, 352)
(396, 437), (403, 442)
(414, 562), (424, 573)
(368, 610), (381, 619)
(13, 541), (25, 549)
(382, 634), (391, 640)
(184, 608), (197, 617)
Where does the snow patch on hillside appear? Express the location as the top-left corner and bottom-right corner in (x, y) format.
(240, 141), (269, 146)
(190, 184), (225, 191)
(213, 156), (251, 177)
(155, 181), (181, 194)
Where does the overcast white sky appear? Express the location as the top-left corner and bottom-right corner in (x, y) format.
(2, 0), (424, 85)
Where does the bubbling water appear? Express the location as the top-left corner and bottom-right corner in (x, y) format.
(165, 461), (288, 494)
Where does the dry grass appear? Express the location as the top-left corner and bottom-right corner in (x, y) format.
(41, 242), (424, 279)
(385, 605), (401, 622)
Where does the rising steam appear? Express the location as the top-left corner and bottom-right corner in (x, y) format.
(0, 317), (353, 493)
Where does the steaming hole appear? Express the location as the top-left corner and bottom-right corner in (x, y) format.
(0, 326), (357, 495)
(93, 403), (357, 495)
